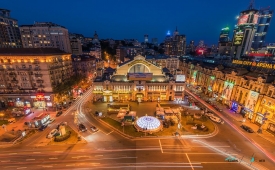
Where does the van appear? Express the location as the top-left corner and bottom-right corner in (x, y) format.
(8, 118), (16, 123)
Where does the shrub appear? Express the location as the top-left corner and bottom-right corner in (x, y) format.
(54, 131), (71, 142)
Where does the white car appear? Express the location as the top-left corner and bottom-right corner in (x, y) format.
(209, 115), (222, 123)
(47, 129), (59, 139)
(205, 112), (214, 117)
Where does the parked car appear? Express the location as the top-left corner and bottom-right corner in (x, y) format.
(48, 118), (55, 124)
(79, 123), (87, 132)
(56, 111), (63, 117)
(90, 125), (99, 132)
(240, 125), (254, 133)
(39, 124), (48, 131)
(47, 129), (59, 138)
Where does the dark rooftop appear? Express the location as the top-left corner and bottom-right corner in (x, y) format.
(0, 48), (68, 56)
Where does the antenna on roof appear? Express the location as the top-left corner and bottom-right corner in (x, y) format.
(248, 0), (254, 10)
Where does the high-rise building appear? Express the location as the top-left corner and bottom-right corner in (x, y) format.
(164, 27), (186, 56)
(218, 27), (232, 55)
(144, 34), (148, 43)
(89, 31), (101, 59)
(252, 7), (273, 50)
(152, 38), (158, 46)
(70, 37), (82, 55)
(20, 22), (71, 53)
(231, 2), (259, 59)
(0, 9), (22, 48)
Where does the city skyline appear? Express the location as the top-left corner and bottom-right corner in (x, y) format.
(2, 0), (274, 45)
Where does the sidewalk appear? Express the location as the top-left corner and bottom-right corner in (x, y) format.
(187, 86), (275, 145)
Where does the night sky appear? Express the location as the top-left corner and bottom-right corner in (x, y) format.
(2, 0), (275, 46)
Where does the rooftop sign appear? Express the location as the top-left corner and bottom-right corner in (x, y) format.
(232, 60), (275, 69)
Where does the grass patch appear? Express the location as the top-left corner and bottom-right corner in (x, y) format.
(181, 115), (215, 135)
(48, 126), (80, 145)
(0, 120), (8, 126)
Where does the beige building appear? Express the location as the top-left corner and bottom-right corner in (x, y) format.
(92, 55), (185, 102)
(20, 22), (71, 53)
(180, 60), (275, 134)
(0, 48), (73, 109)
(70, 37), (82, 55)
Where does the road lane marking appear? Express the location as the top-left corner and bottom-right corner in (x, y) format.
(8, 153), (17, 155)
(1, 160), (10, 162)
(26, 159), (35, 161)
(17, 167), (27, 169)
(185, 153), (194, 170)
(33, 152), (41, 153)
(159, 139), (163, 153)
(95, 155), (103, 157)
(54, 151), (62, 153)
(163, 152), (239, 155)
(106, 130), (113, 135)
(42, 166), (53, 168)
(49, 158), (58, 159)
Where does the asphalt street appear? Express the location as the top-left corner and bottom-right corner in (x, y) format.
(0, 87), (273, 169)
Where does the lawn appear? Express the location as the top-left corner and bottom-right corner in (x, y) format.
(0, 120), (8, 126)
(48, 126), (83, 145)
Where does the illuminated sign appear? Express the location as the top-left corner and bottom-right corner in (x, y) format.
(191, 71), (197, 84)
(208, 76), (215, 91)
(232, 60), (275, 69)
(176, 75), (185, 82)
(36, 93), (44, 100)
(238, 14), (249, 25)
(253, 14), (259, 24)
(245, 91), (259, 111)
(127, 73), (153, 80)
(233, 31), (244, 46)
(222, 81), (234, 100)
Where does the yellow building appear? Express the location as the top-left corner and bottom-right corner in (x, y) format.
(92, 55), (185, 102)
(180, 60), (275, 134)
(0, 48), (73, 109)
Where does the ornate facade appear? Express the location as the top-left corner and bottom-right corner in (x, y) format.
(92, 55), (185, 102)
(181, 61), (275, 134)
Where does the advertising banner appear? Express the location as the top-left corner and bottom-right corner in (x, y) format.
(191, 70), (197, 84)
(208, 76), (215, 91)
(176, 75), (185, 82)
(238, 14), (249, 25)
(245, 91), (259, 111)
(233, 31), (244, 46)
(127, 73), (153, 80)
(253, 14), (259, 24)
(222, 81), (234, 100)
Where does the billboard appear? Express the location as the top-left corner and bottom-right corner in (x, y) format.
(233, 31), (244, 46)
(127, 73), (153, 80)
(207, 76), (215, 91)
(245, 91), (259, 111)
(176, 75), (185, 82)
(238, 14), (249, 25)
(191, 70), (197, 84)
(253, 14), (259, 24)
(222, 81), (234, 100)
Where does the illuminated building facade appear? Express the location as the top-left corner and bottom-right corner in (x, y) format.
(218, 27), (232, 55)
(164, 28), (186, 56)
(180, 59), (275, 134)
(0, 48), (73, 109)
(20, 22), (71, 53)
(92, 55), (185, 102)
(0, 9), (22, 48)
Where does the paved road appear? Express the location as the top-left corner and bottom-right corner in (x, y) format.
(0, 87), (272, 169)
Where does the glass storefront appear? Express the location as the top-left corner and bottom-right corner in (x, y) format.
(255, 114), (264, 125)
(267, 123), (275, 134)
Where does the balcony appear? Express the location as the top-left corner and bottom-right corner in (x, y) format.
(34, 74), (42, 77)
(34, 67), (41, 71)
(36, 80), (44, 83)
(7, 68), (15, 71)
(38, 85), (44, 88)
(11, 80), (19, 83)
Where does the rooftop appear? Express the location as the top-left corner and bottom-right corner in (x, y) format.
(0, 48), (69, 56)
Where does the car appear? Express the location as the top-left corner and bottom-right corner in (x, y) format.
(48, 118), (55, 124)
(205, 112), (214, 117)
(47, 129), (59, 138)
(90, 125), (99, 132)
(78, 123), (87, 132)
(209, 115), (222, 123)
(8, 118), (16, 123)
(56, 111), (63, 117)
(39, 124), (48, 131)
(240, 125), (254, 133)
